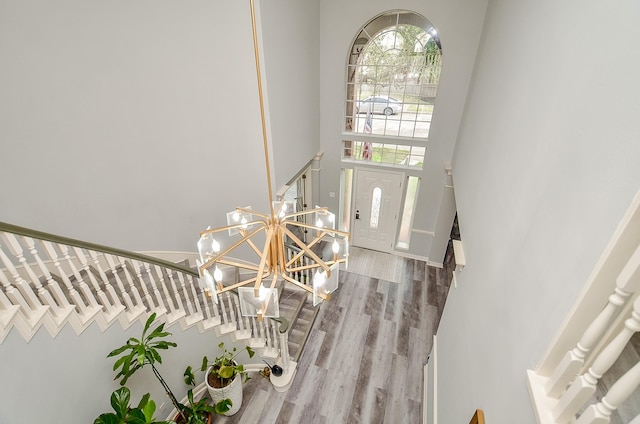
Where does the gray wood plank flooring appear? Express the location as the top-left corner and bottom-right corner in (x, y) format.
(214, 248), (453, 424)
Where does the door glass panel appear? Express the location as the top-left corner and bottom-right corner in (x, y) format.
(370, 186), (382, 229)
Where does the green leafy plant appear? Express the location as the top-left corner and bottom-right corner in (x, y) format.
(94, 387), (173, 424)
(183, 366), (232, 417)
(107, 313), (228, 423)
(201, 342), (255, 389)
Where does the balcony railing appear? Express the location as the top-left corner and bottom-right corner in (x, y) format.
(527, 194), (640, 424)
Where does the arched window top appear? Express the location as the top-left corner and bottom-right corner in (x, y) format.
(345, 11), (442, 140)
(354, 11), (440, 51)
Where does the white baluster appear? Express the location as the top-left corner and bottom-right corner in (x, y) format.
(141, 262), (166, 312)
(119, 259), (147, 310)
(219, 293), (230, 324)
(554, 295), (640, 423)
(42, 241), (91, 312)
(2, 234), (60, 312)
(576, 359), (640, 424)
(0, 243), (46, 309)
(305, 255), (311, 286)
(24, 237), (71, 309)
(105, 256), (148, 327)
(185, 274), (203, 313)
(164, 269), (186, 314)
(546, 242), (640, 398)
(177, 272), (197, 316)
(226, 293), (236, 325)
(209, 290), (220, 320)
(0, 278), (20, 333)
(130, 259), (158, 310)
(0, 264), (33, 312)
(61, 245), (105, 312)
(151, 265), (177, 313)
(198, 281), (215, 323)
(88, 250), (121, 308)
(265, 318), (272, 347)
(103, 255), (136, 311)
(72, 247), (114, 311)
(251, 315), (259, 338)
(235, 296), (245, 332)
(244, 309), (252, 334)
(0, 246), (49, 342)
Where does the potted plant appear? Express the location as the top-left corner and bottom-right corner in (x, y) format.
(200, 342), (255, 416)
(180, 366), (231, 424)
(94, 387), (174, 424)
(107, 313), (231, 424)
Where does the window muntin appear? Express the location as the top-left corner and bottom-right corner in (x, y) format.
(342, 140), (425, 169)
(345, 12), (442, 140)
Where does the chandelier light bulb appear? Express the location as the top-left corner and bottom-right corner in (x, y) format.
(316, 219), (323, 228)
(213, 266), (223, 282)
(332, 239), (340, 254)
(241, 217), (248, 229)
(232, 212), (240, 222)
(211, 238), (220, 253)
(314, 270), (327, 287)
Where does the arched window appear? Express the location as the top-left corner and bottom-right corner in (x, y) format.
(343, 11), (441, 168)
(339, 11), (441, 249)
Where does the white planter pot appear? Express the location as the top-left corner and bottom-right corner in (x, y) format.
(206, 366), (243, 416)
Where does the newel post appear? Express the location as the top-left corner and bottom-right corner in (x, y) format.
(270, 317), (297, 392)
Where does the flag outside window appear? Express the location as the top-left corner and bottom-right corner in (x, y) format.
(362, 111), (373, 160)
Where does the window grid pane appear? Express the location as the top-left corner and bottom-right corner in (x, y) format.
(342, 140), (425, 169)
(344, 15), (441, 141)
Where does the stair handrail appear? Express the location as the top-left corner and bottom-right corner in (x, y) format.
(0, 221), (290, 335)
(0, 221), (197, 277)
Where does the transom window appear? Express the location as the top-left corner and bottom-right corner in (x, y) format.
(342, 140), (425, 169)
(345, 11), (442, 140)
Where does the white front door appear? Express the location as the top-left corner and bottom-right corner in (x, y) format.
(352, 168), (404, 253)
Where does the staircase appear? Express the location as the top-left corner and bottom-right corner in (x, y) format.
(277, 284), (321, 361)
(0, 221), (321, 386)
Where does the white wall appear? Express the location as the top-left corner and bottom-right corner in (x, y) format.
(259, 0), (321, 191)
(0, 2), (323, 422)
(318, 0), (487, 262)
(437, 0), (640, 422)
(0, 0), (271, 252)
(0, 318), (245, 423)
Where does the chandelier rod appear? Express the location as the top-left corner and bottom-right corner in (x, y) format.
(249, 0), (275, 218)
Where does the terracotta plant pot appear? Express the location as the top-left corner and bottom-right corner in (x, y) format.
(206, 365), (243, 416)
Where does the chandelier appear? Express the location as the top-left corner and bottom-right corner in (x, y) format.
(196, 0), (349, 320)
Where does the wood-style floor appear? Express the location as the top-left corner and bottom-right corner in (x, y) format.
(215, 247), (453, 423)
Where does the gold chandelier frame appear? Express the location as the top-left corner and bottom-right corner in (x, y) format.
(196, 0), (349, 320)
